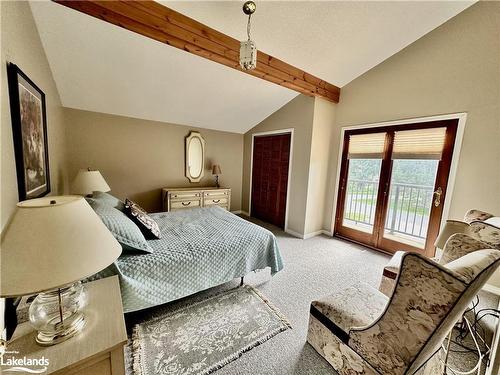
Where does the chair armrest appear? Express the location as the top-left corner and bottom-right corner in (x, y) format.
(349, 252), (466, 374)
(464, 209), (494, 223)
(383, 250), (439, 279)
(440, 233), (490, 264)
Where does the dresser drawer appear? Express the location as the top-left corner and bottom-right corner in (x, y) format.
(169, 191), (201, 200)
(170, 199), (201, 210)
(203, 190), (229, 198)
(204, 197), (228, 206)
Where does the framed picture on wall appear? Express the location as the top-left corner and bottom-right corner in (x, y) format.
(7, 62), (50, 200)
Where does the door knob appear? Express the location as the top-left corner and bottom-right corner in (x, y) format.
(433, 187), (443, 207)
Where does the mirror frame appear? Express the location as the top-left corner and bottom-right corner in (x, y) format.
(185, 131), (206, 183)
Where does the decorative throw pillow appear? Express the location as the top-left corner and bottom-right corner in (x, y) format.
(124, 199), (161, 240)
(87, 199), (152, 254)
(91, 191), (126, 211)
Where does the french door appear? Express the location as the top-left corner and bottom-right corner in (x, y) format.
(335, 120), (458, 256)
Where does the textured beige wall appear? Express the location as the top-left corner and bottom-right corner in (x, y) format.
(65, 109), (244, 213)
(1, 1), (68, 230)
(242, 95), (315, 235)
(327, 2), (500, 286)
(305, 98), (337, 234)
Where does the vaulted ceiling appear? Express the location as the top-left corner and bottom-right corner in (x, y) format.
(30, 1), (474, 134)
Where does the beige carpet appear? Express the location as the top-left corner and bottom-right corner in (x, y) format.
(125, 216), (499, 375)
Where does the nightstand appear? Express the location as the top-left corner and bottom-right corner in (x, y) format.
(5, 276), (127, 375)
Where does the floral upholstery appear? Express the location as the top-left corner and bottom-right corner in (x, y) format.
(439, 232), (489, 264)
(307, 249), (500, 375)
(464, 209), (494, 223)
(311, 283), (388, 334)
(467, 221), (500, 249)
(379, 209), (500, 297)
(445, 248), (500, 283)
(308, 315), (380, 375)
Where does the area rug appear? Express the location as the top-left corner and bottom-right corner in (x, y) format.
(131, 285), (291, 375)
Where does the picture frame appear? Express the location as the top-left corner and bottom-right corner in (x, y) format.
(7, 62), (50, 201)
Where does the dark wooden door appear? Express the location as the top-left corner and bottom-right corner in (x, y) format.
(251, 133), (291, 228)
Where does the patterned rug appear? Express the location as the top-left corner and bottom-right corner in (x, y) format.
(131, 285), (291, 375)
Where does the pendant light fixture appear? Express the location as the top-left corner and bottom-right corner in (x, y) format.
(240, 1), (257, 70)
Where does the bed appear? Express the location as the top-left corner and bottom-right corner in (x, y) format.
(95, 205), (284, 313)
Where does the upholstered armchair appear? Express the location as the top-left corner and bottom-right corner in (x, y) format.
(379, 209), (500, 296)
(307, 249), (500, 375)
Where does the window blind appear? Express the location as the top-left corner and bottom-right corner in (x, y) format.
(392, 127), (447, 160)
(348, 132), (386, 159)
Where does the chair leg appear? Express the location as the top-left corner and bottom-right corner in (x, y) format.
(240, 276), (244, 286)
(443, 329), (452, 374)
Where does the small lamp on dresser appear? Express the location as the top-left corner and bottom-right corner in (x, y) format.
(212, 164), (222, 188)
(71, 168), (110, 197)
(0, 195), (121, 346)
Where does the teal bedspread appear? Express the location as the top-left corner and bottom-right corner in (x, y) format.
(95, 207), (283, 313)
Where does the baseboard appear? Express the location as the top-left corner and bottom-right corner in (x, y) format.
(284, 228), (305, 239)
(303, 230), (323, 239)
(482, 283), (500, 296)
(231, 210), (250, 216)
(285, 229), (333, 239)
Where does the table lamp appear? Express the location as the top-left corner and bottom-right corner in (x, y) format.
(0, 196), (121, 346)
(71, 168), (110, 196)
(212, 164), (222, 188)
(434, 220), (470, 250)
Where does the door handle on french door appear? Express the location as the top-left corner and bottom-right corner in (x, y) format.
(433, 187), (443, 207)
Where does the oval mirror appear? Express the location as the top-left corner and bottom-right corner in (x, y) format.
(189, 138), (203, 178)
(185, 131), (205, 182)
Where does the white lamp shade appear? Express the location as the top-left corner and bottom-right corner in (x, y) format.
(1, 196), (121, 297)
(212, 164), (222, 175)
(71, 169), (110, 196)
(434, 220), (471, 249)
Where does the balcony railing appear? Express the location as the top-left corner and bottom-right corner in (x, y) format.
(343, 179), (434, 241)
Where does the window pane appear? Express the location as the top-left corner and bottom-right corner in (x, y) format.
(342, 159), (382, 233)
(384, 159), (439, 248)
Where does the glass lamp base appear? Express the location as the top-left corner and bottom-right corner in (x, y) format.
(35, 312), (86, 346)
(29, 282), (88, 346)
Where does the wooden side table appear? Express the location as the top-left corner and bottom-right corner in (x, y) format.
(5, 276), (127, 375)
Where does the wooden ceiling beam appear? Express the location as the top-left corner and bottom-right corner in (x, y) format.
(53, 0), (340, 102)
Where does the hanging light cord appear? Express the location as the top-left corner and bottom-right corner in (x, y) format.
(247, 14), (252, 41)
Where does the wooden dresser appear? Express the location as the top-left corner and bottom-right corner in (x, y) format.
(162, 187), (231, 212)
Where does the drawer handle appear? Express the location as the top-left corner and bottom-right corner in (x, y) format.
(181, 201), (191, 206)
(212, 199), (220, 203)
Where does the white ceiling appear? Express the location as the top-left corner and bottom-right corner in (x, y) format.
(164, 1), (475, 87)
(30, 1), (474, 134)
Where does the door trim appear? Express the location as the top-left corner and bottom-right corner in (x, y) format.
(330, 112), (467, 239)
(249, 128), (294, 231)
